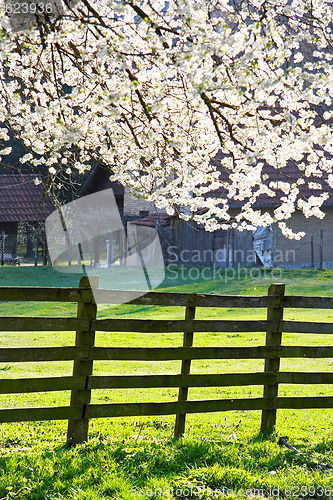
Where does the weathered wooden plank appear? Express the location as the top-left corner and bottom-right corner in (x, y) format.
(90, 345), (333, 361)
(0, 376), (86, 394)
(0, 287), (93, 303)
(91, 346), (272, 360)
(275, 397), (333, 409)
(2, 396), (333, 424)
(67, 276), (99, 447)
(0, 288), (331, 309)
(261, 283), (284, 433)
(88, 372), (275, 389)
(85, 396), (333, 419)
(282, 296), (333, 309)
(281, 321), (333, 334)
(278, 372), (333, 384)
(175, 304), (196, 437)
(2, 345), (330, 363)
(93, 289), (280, 308)
(0, 406), (82, 423)
(86, 398), (272, 418)
(0, 346), (89, 362)
(1, 372), (331, 395)
(92, 319), (275, 333)
(279, 346), (333, 357)
(0, 317), (90, 332)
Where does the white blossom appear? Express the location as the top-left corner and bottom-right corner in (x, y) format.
(0, 147), (11, 155)
(0, 0), (332, 236)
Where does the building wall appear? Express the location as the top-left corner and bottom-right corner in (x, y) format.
(122, 191), (333, 268)
(274, 207), (333, 268)
(168, 220), (254, 267)
(169, 208), (333, 269)
(124, 187), (169, 216)
(123, 186), (160, 217)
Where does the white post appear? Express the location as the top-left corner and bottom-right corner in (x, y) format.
(106, 239), (111, 267)
(68, 230), (72, 266)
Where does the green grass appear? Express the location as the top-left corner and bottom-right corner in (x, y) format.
(0, 266), (333, 498)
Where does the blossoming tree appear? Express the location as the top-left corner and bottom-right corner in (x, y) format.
(0, 0), (333, 236)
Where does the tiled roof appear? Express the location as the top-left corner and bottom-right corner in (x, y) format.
(0, 174), (55, 222)
(131, 213), (174, 227)
(209, 151), (333, 208)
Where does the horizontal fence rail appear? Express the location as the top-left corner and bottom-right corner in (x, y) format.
(85, 396), (333, 419)
(0, 347), (89, 362)
(0, 287), (93, 303)
(0, 317), (91, 332)
(3, 371), (333, 395)
(2, 286), (333, 309)
(0, 318), (332, 335)
(90, 345), (333, 360)
(3, 396), (333, 424)
(93, 290), (282, 308)
(0, 280), (333, 444)
(3, 345), (333, 364)
(91, 318), (278, 332)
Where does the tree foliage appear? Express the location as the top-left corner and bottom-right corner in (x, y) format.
(1, 0), (333, 236)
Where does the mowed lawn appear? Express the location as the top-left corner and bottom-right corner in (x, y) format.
(0, 266), (333, 499)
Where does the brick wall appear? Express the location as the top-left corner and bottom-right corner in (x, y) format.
(123, 186), (159, 217)
(273, 207), (333, 268)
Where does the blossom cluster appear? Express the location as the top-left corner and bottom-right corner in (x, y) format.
(0, 0), (333, 236)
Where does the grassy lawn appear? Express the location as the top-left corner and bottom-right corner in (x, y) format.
(0, 266), (333, 498)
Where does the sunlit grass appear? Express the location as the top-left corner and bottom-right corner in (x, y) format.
(0, 266), (333, 498)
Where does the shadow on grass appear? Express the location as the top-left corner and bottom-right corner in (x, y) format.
(1, 431), (333, 499)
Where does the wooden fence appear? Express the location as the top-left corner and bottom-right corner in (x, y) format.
(0, 278), (333, 445)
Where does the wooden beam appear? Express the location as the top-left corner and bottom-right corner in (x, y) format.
(0, 317), (90, 332)
(261, 283), (285, 433)
(0, 287), (93, 303)
(88, 372), (276, 389)
(67, 277), (99, 446)
(0, 347), (88, 362)
(0, 406), (81, 423)
(93, 290), (281, 308)
(86, 396), (333, 419)
(0, 376), (86, 394)
(92, 319), (276, 333)
(174, 305), (196, 437)
(282, 296), (333, 309)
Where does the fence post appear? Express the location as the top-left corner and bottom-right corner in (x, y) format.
(174, 303), (196, 437)
(66, 276), (99, 446)
(260, 283), (285, 434)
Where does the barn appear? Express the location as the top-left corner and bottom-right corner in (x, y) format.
(78, 161), (333, 269)
(0, 174), (54, 264)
